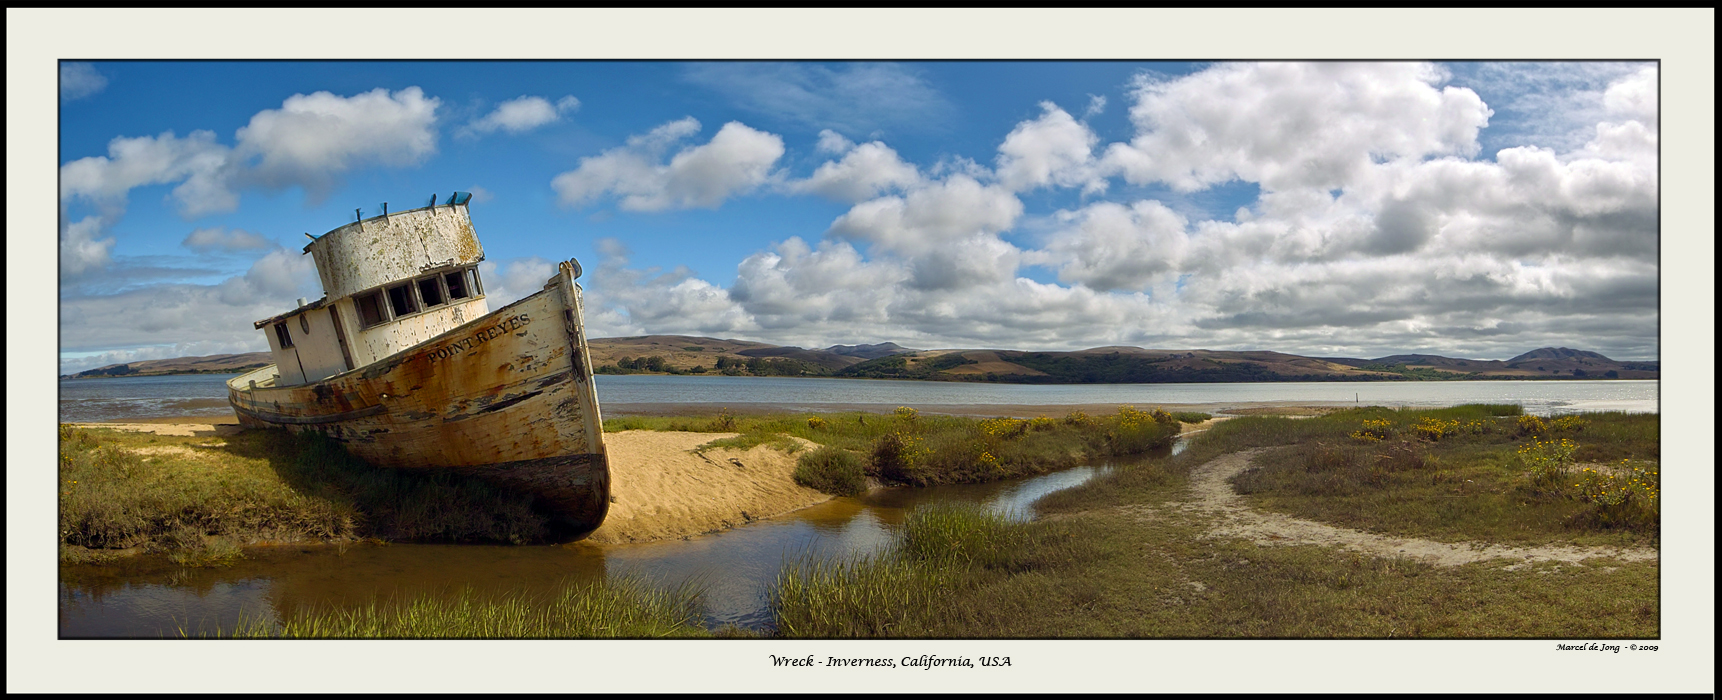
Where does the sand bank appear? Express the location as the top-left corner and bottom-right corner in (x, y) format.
(586, 431), (829, 545)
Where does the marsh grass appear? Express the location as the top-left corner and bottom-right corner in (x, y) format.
(695, 432), (804, 455)
(1148, 539), (1658, 638)
(770, 503), (1082, 637)
(897, 502), (1030, 569)
(225, 576), (710, 638)
(771, 493), (1660, 638)
(771, 555), (948, 637)
(167, 536), (245, 568)
(793, 446), (867, 496)
(1564, 411), (1659, 462)
(59, 425), (556, 561)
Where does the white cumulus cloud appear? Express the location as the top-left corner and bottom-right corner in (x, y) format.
(476, 257), (557, 308)
(995, 101), (1104, 193)
(815, 129), (855, 154)
(60, 216), (115, 277)
(582, 245), (754, 338)
(828, 175), (1022, 256)
(234, 87), (440, 200)
(790, 140), (922, 203)
(214, 247), (320, 306)
(1038, 200), (1191, 291)
(59, 130), (235, 217)
(464, 94), (579, 135)
(59, 86), (442, 219)
(551, 119), (785, 211)
(1101, 62), (1492, 193)
(60, 62), (108, 101)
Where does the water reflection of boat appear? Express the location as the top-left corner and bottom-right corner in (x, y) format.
(226, 193), (609, 535)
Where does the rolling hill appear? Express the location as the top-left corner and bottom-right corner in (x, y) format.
(62, 352), (273, 379)
(64, 340), (1656, 383)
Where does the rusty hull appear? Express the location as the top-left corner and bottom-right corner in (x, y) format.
(228, 261), (609, 534)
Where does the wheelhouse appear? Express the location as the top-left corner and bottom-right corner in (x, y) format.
(253, 192), (490, 386)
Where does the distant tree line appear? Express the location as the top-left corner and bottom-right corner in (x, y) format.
(594, 350), (1652, 383)
(595, 354), (831, 377)
(835, 353), (977, 379)
(1357, 363), (1482, 381)
(69, 362), (270, 379)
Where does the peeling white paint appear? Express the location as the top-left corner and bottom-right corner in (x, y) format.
(308, 204), (484, 301)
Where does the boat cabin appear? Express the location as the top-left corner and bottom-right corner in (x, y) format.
(252, 193), (490, 387)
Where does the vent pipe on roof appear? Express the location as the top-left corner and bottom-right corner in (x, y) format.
(297, 298), (308, 308)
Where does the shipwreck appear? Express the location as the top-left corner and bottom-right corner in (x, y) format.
(227, 193), (610, 535)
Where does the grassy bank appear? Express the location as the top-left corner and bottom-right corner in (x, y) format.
(58, 425), (556, 563)
(605, 406), (1183, 493)
(766, 406), (1660, 637)
(1216, 406), (1656, 547)
(222, 576), (714, 638)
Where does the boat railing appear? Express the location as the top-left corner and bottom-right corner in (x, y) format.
(227, 365), (279, 392)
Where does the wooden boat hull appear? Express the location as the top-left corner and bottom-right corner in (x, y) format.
(227, 261), (609, 535)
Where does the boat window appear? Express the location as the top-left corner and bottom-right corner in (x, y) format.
(445, 269), (469, 300)
(273, 322), (294, 349)
(355, 291), (387, 328)
(418, 276), (446, 308)
(387, 283), (418, 317)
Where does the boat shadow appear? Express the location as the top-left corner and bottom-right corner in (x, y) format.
(218, 427), (579, 545)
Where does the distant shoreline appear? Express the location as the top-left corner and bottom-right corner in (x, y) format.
(76, 393), (1661, 429)
(59, 370), (249, 380)
(59, 369), (1658, 383)
(593, 370), (1654, 383)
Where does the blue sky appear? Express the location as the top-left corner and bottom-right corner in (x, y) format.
(57, 59), (1664, 372)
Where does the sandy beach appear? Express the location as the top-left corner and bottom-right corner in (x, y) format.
(67, 417), (244, 437)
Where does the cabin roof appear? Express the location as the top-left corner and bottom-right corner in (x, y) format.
(253, 296), (328, 329)
(301, 192), (473, 253)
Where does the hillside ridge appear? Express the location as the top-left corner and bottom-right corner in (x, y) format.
(64, 342), (1656, 382)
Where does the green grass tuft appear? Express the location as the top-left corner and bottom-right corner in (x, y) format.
(229, 576), (710, 638)
(793, 446), (867, 496)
